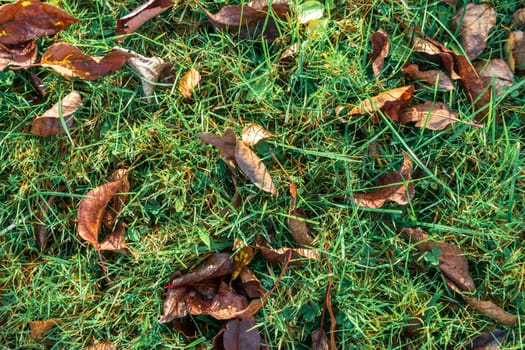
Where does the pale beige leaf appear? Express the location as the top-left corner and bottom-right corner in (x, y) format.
(29, 319), (60, 338)
(241, 123), (274, 146)
(234, 141), (278, 195)
(400, 101), (459, 130)
(122, 49), (170, 101)
(84, 341), (116, 350)
(179, 67), (201, 98)
(348, 85), (414, 115)
(31, 91), (82, 137)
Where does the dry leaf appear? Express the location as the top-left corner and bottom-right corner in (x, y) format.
(452, 4), (496, 60)
(402, 64), (454, 91)
(0, 40), (37, 72)
(179, 68), (201, 98)
(369, 29), (389, 79)
(233, 239), (255, 280)
(31, 91), (82, 137)
(235, 141), (278, 195)
(29, 318), (60, 338)
(399, 101), (460, 130)
(473, 59), (514, 96)
(168, 253), (235, 288)
(198, 3), (290, 41)
(115, 0), (174, 40)
(505, 31), (525, 75)
(41, 43), (131, 80)
(465, 329), (505, 350)
(257, 245), (320, 264)
(287, 208), (314, 245)
(0, 0), (80, 45)
(412, 37), (458, 79)
(311, 328), (329, 350)
(354, 153), (414, 208)
(241, 123), (273, 146)
(84, 342), (116, 350)
(199, 129), (237, 169)
(513, 8), (525, 28)
(402, 227), (476, 292)
(214, 318), (261, 350)
(348, 85), (414, 122)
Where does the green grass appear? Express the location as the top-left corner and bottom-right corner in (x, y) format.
(1, 0), (524, 348)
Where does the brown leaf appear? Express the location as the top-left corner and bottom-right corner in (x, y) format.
(402, 64), (454, 91)
(84, 342), (116, 350)
(214, 318), (261, 350)
(31, 91), (82, 137)
(311, 328), (329, 350)
(238, 267), (264, 299)
(115, 0), (174, 40)
(179, 67), (201, 98)
(368, 29), (389, 79)
(465, 329), (505, 350)
(0, 40), (37, 72)
(412, 37), (458, 79)
(287, 208), (314, 245)
(168, 253), (235, 288)
(402, 227), (476, 292)
(199, 3), (290, 41)
(0, 0), (80, 46)
(513, 8), (525, 28)
(505, 31), (525, 75)
(452, 4), (496, 60)
(41, 43), (131, 80)
(99, 221), (138, 259)
(473, 59), (514, 96)
(199, 129), (237, 165)
(257, 245), (320, 264)
(399, 101), (459, 130)
(235, 141), (278, 195)
(241, 123), (273, 147)
(354, 153), (414, 208)
(29, 318), (60, 338)
(347, 85), (414, 122)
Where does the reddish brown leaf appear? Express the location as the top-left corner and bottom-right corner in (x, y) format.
(235, 140), (278, 195)
(179, 67), (201, 99)
(29, 318), (60, 338)
(354, 153), (414, 208)
(0, 40), (36, 72)
(399, 101), (460, 130)
(452, 4), (496, 60)
(168, 253), (235, 288)
(41, 43), (131, 80)
(199, 3), (290, 41)
(0, 0), (80, 46)
(402, 64), (454, 91)
(257, 245), (320, 264)
(222, 318), (261, 350)
(238, 267), (264, 299)
(311, 328), (328, 350)
(473, 59), (514, 96)
(368, 29), (389, 79)
(115, 0), (174, 40)
(412, 38), (458, 79)
(241, 123), (273, 147)
(31, 91), (82, 137)
(287, 208), (314, 245)
(173, 318), (200, 339)
(348, 85), (414, 122)
(402, 227), (476, 292)
(465, 329), (505, 350)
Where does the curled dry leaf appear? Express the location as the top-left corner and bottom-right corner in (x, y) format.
(213, 317), (261, 350)
(368, 29), (389, 79)
(179, 67), (201, 99)
(198, 3), (290, 41)
(0, 40), (37, 72)
(287, 208), (314, 245)
(505, 31), (525, 75)
(473, 59), (514, 96)
(447, 279), (518, 326)
(354, 153), (414, 208)
(402, 64), (454, 91)
(41, 43), (131, 80)
(311, 328), (329, 350)
(115, 0), (174, 40)
(347, 85), (414, 122)
(402, 227), (476, 292)
(452, 4), (496, 60)
(399, 101), (460, 130)
(464, 329), (505, 350)
(257, 245), (320, 264)
(241, 123), (273, 147)
(412, 37), (458, 79)
(29, 318), (60, 338)
(31, 91), (82, 137)
(169, 253), (235, 288)
(0, 0), (80, 46)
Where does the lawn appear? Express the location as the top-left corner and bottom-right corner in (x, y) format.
(0, 0), (524, 349)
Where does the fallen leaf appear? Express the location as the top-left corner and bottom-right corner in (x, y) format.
(0, 0), (80, 45)
(257, 245), (320, 264)
(31, 91), (82, 137)
(217, 318), (261, 350)
(41, 43), (131, 80)
(399, 101), (460, 130)
(347, 85), (414, 122)
(412, 37), (458, 79)
(238, 267), (264, 299)
(287, 208), (314, 245)
(241, 123), (273, 147)
(368, 29), (389, 79)
(297, 0), (324, 25)
(199, 129), (237, 168)
(452, 4), (496, 60)
(168, 253), (235, 288)
(473, 59), (514, 96)
(465, 329), (505, 350)
(179, 67), (201, 99)
(235, 140), (278, 195)
(233, 239), (255, 280)
(311, 328), (328, 350)
(402, 64), (454, 91)
(115, 0), (174, 40)
(29, 318), (60, 338)
(402, 227), (476, 292)
(173, 318), (200, 338)
(84, 342), (116, 350)
(505, 31), (525, 75)
(0, 40), (37, 72)
(198, 3), (290, 41)
(513, 8), (525, 28)
(354, 153), (414, 208)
